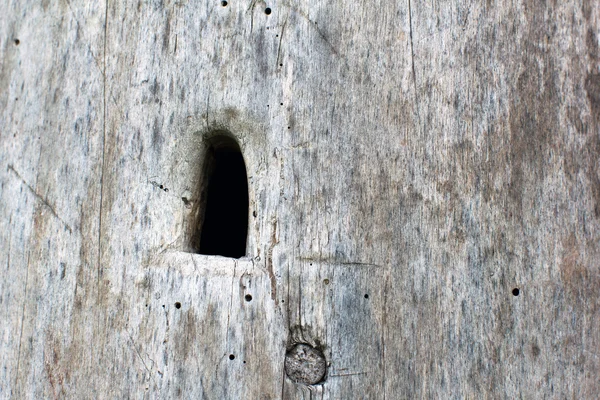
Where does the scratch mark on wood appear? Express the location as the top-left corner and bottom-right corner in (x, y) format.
(158, 236), (180, 255)
(298, 256), (383, 268)
(127, 329), (158, 387)
(267, 218), (280, 303)
(163, 306), (170, 344)
(312, 24), (339, 56)
(298, 267), (303, 329)
(287, 141), (313, 150)
(247, 0), (258, 33)
(280, 367), (286, 400)
(225, 259), (236, 345)
(7, 165), (73, 233)
(329, 371), (368, 377)
(14, 252), (30, 391)
(407, 0), (417, 102)
(64, 0), (104, 78)
(286, 4), (339, 56)
(276, 17), (288, 67)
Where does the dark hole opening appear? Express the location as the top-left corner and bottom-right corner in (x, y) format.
(192, 135), (249, 258)
(512, 288), (520, 296)
(229, 354), (235, 360)
(175, 302), (181, 309)
(245, 294), (252, 302)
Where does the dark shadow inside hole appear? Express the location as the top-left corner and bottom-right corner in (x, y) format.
(191, 135), (249, 258)
(512, 288), (520, 296)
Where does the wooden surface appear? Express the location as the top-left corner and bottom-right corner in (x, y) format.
(1, 0), (599, 398)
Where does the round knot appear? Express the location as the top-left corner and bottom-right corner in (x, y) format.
(284, 343), (326, 385)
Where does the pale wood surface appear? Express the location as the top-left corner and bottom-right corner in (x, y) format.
(1, 0), (599, 398)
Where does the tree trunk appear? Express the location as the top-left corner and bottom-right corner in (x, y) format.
(1, 0), (599, 398)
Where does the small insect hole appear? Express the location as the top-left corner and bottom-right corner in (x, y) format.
(323, 279), (330, 285)
(175, 302), (181, 309)
(245, 294), (253, 302)
(512, 288), (520, 296)
(14, 39), (20, 45)
(265, 7), (271, 15)
(364, 294), (369, 299)
(229, 354), (235, 360)
(221, 0), (228, 6)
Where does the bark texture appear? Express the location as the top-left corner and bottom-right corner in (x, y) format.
(1, 0), (599, 398)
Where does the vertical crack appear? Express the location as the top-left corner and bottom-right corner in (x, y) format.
(408, 0), (417, 100)
(14, 252), (30, 393)
(98, 0), (109, 310)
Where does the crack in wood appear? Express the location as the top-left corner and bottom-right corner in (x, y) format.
(276, 17), (288, 67)
(14, 252), (30, 392)
(267, 218), (279, 303)
(298, 256), (383, 268)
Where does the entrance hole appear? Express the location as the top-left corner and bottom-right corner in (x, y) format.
(191, 135), (248, 258)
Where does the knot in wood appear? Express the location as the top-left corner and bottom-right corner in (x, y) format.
(284, 343), (326, 385)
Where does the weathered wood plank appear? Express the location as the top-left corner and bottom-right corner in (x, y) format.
(1, 0), (599, 398)
(1, 1), (106, 398)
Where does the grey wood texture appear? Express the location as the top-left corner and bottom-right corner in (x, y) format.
(1, 0), (599, 398)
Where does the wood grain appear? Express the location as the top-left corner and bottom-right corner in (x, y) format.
(1, 0), (599, 398)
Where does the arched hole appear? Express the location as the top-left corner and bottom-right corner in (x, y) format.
(191, 134), (249, 258)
